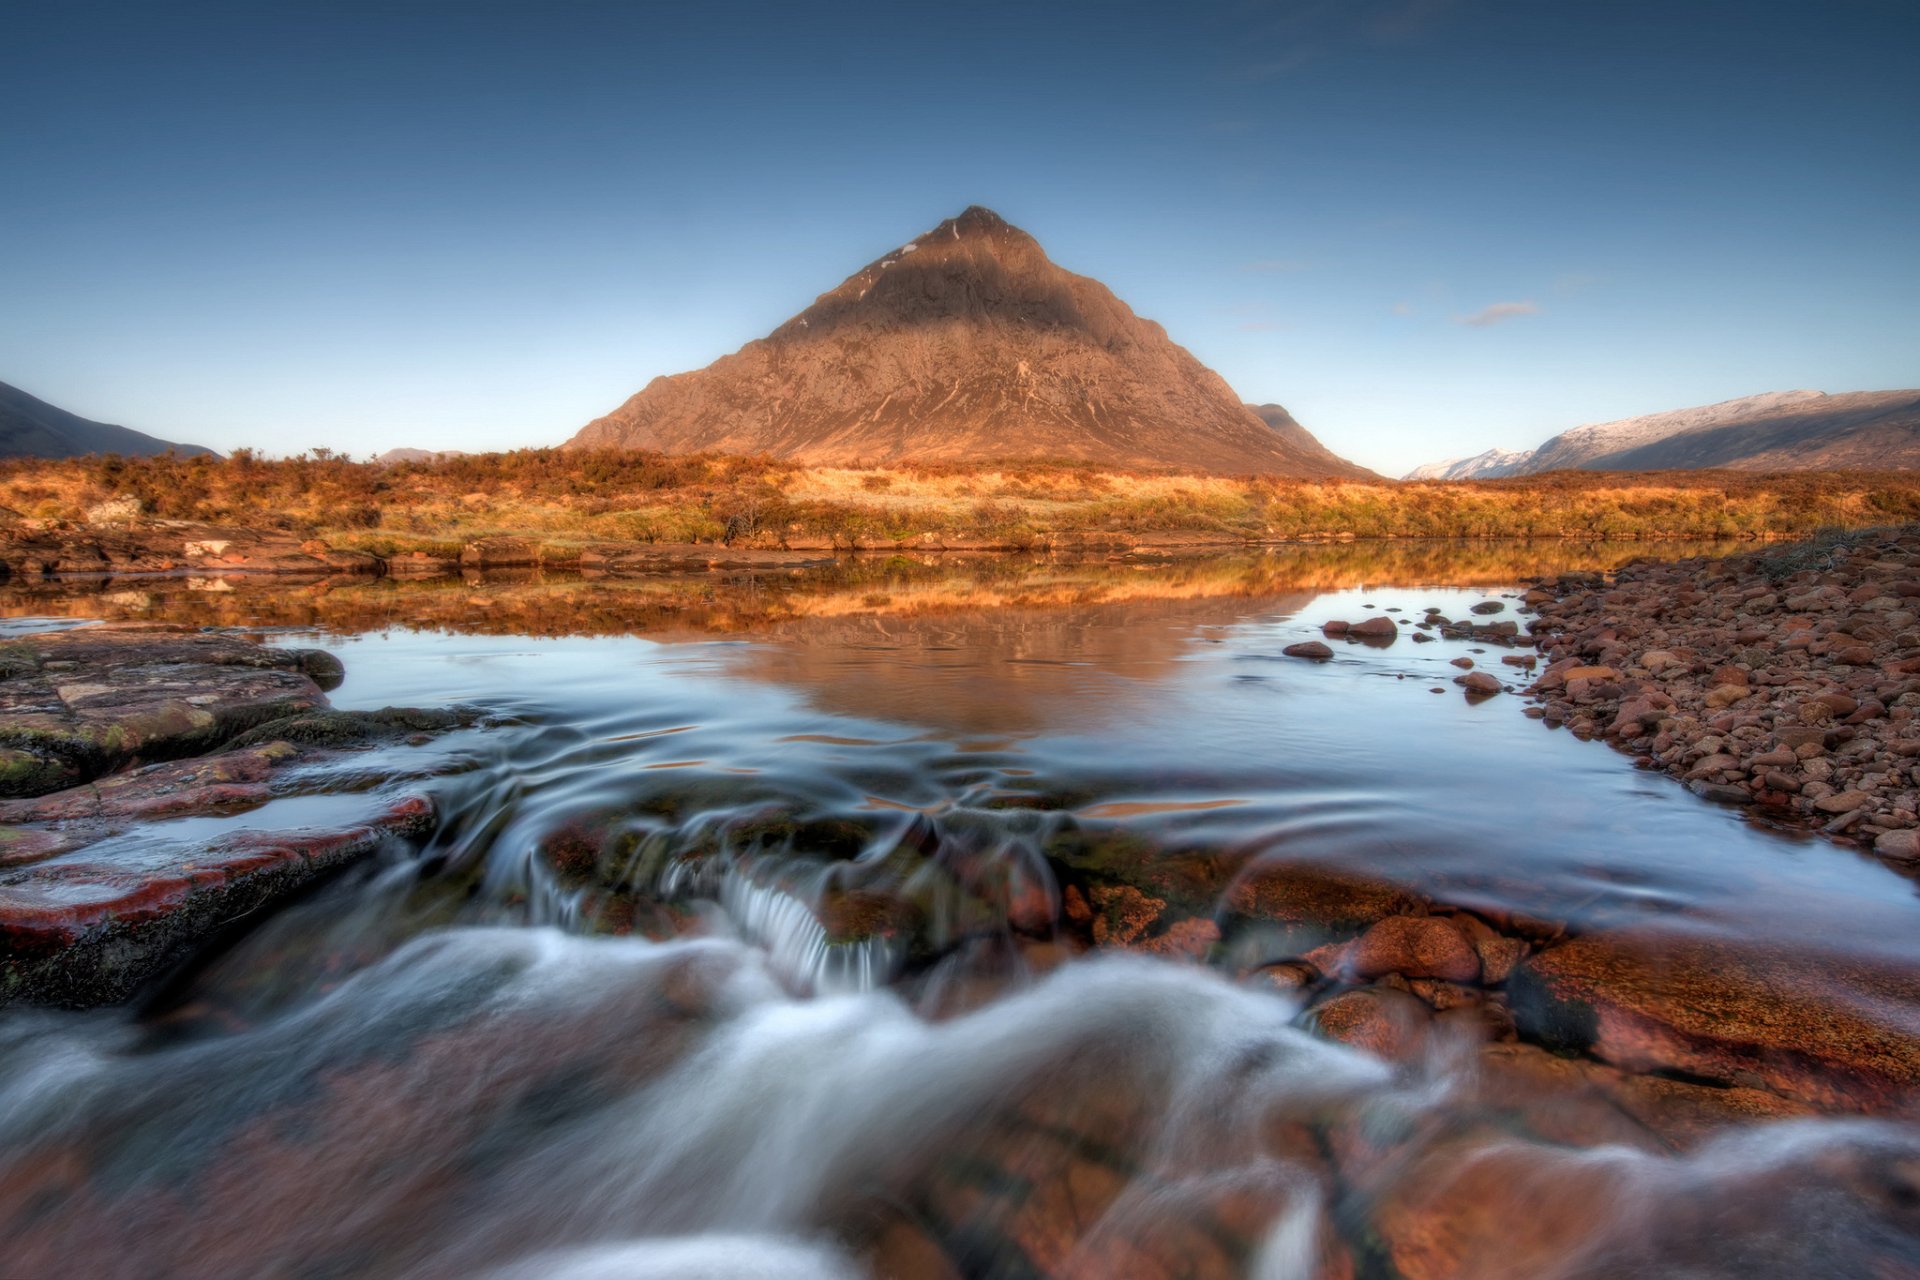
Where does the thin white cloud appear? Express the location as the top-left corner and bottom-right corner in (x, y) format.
(1455, 300), (1540, 327)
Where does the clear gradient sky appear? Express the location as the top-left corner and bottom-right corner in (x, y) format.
(4, 0), (1917, 475)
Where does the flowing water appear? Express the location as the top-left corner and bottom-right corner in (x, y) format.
(3, 544), (1920, 1279)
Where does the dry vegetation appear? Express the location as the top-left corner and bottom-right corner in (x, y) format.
(4, 448), (1920, 552)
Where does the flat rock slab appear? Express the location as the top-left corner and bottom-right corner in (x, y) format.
(0, 741), (299, 833)
(0, 791), (435, 1006)
(1509, 930), (1920, 1112)
(0, 626), (341, 797)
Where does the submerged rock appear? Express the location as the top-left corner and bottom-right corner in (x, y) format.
(1508, 930), (1920, 1111)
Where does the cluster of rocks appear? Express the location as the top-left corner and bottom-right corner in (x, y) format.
(1522, 527), (1920, 857)
(0, 625), (466, 1004)
(519, 803), (1920, 1277)
(1286, 602), (1530, 698)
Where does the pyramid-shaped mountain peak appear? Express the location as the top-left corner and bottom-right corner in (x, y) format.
(567, 211), (1372, 478)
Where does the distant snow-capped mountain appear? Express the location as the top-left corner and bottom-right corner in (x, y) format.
(1403, 389), (1920, 479)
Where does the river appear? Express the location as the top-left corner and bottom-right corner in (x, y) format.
(2, 544), (1917, 1279)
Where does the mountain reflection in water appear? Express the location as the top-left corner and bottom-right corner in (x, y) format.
(3, 541), (1920, 1280)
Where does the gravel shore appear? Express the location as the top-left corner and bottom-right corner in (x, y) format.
(1523, 526), (1920, 858)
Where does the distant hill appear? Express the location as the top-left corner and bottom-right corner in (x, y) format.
(569, 206), (1373, 479)
(372, 448), (468, 465)
(0, 380), (216, 460)
(1245, 404), (1374, 477)
(1404, 390), (1920, 479)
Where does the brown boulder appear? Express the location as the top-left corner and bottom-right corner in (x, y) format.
(1348, 616), (1398, 639)
(1283, 641), (1334, 660)
(1349, 916), (1482, 982)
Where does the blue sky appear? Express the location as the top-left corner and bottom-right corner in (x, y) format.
(3, 0), (1916, 474)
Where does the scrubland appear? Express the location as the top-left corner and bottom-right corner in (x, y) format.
(4, 448), (1918, 554)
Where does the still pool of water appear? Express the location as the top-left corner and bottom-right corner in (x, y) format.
(3, 545), (1918, 1278)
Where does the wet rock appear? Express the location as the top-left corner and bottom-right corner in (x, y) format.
(1222, 861), (1427, 952)
(0, 742), (298, 826)
(1347, 616), (1398, 640)
(1321, 620), (1350, 636)
(1307, 985), (1432, 1060)
(1468, 601), (1505, 615)
(1282, 641), (1333, 660)
(1455, 672), (1502, 697)
(0, 792), (436, 1006)
(225, 705), (481, 751)
(1349, 915), (1482, 982)
(1508, 930), (1920, 1111)
(1875, 829), (1920, 859)
(0, 627), (333, 797)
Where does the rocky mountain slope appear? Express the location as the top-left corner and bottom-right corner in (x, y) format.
(1, 380), (216, 460)
(569, 207), (1372, 478)
(1405, 390), (1920, 479)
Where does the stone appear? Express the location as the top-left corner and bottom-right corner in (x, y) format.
(0, 628), (334, 798)
(1508, 931), (1920, 1111)
(1223, 861), (1427, 947)
(1348, 916), (1482, 983)
(1307, 985), (1432, 1060)
(1283, 641), (1333, 660)
(1874, 829), (1920, 859)
(1348, 616), (1398, 639)
(1814, 789), (1869, 814)
(1469, 601), (1506, 615)
(1456, 672), (1502, 696)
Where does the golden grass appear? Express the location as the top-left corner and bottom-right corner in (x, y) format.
(4, 448), (1919, 548)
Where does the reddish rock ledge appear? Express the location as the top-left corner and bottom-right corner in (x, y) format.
(0, 625), (461, 1006)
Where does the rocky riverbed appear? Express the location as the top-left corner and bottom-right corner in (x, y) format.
(1523, 526), (1920, 858)
(5, 554), (1920, 1278)
(0, 624), (472, 1004)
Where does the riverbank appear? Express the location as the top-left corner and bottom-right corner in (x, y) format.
(1523, 525), (1920, 859)
(5, 450), (1920, 566)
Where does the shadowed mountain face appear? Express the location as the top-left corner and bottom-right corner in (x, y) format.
(1405, 389), (1920, 479)
(569, 207), (1373, 478)
(0, 381), (216, 460)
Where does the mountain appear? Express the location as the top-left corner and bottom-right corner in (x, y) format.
(1402, 389), (1920, 479)
(569, 207), (1372, 478)
(1403, 447), (1534, 482)
(373, 448), (467, 465)
(1244, 404), (1369, 477)
(0, 380), (216, 460)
